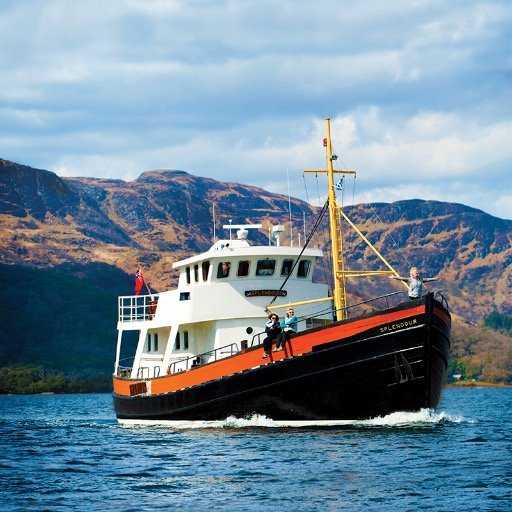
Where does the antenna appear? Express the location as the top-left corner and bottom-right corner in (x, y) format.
(287, 169), (293, 246)
(303, 211), (306, 247)
(212, 203), (216, 242)
(221, 223), (262, 241)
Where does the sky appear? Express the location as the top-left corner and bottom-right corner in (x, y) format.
(1, 0), (511, 219)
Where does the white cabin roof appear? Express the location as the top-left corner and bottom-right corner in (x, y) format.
(173, 239), (323, 269)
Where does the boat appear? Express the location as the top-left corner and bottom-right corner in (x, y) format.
(112, 118), (451, 424)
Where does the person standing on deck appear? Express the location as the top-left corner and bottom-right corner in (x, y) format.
(389, 267), (439, 300)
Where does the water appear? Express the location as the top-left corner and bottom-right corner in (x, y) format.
(1, 388), (510, 511)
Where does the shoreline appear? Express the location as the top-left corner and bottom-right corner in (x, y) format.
(445, 381), (512, 388)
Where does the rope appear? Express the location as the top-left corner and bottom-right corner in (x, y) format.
(315, 173), (322, 207)
(302, 172), (311, 205)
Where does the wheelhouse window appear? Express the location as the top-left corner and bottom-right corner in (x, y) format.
(237, 260), (250, 277)
(175, 332), (180, 350)
(186, 267), (191, 284)
(202, 261), (210, 281)
(297, 260), (311, 278)
(146, 333), (151, 352)
(194, 264), (199, 282)
(256, 259), (276, 276)
(183, 331), (189, 350)
(281, 259), (293, 276)
(153, 333), (158, 352)
(217, 261), (231, 278)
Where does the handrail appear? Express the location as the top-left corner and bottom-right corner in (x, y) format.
(168, 341), (240, 374)
(250, 331), (266, 348)
(118, 294), (160, 322)
(434, 290), (449, 310)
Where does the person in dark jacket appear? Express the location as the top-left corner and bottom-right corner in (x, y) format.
(262, 313), (282, 358)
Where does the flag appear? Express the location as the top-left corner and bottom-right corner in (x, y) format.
(134, 268), (144, 295)
(335, 177), (344, 190)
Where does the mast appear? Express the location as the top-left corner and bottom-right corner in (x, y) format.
(302, 117), (400, 320)
(324, 118), (346, 319)
(304, 118), (355, 320)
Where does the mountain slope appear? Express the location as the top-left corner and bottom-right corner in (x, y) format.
(0, 158), (511, 386)
(1, 158), (510, 321)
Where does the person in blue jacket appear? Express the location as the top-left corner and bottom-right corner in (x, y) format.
(274, 308), (298, 351)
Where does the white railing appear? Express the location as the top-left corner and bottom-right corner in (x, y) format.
(118, 294), (159, 322)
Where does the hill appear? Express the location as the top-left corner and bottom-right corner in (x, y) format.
(0, 158), (511, 389)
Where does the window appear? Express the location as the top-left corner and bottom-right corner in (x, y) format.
(256, 259), (276, 276)
(194, 265), (199, 282)
(175, 331), (188, 350)
(180, 292), (190, 301)
(298, 260), (311, 278)
(202, 261), (210, 281)
(237, 260), (250, 277)
(217, 261), (231, 278)
(146, 334), (151, 352)
(281, 259), (293, 276)
(153, 333), (159, 352)
(186, 267), (191, 285)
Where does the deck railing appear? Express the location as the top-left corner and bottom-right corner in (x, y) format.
(167, 341), (241, 375)
(115, 290), (449, 378)
(118, 294), (159, 322)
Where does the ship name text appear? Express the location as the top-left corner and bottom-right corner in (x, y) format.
(380, 318), (418, 333)
(245, 290), (287, 297)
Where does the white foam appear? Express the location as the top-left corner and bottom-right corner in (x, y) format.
(358, 408), (466, 427)
(118, 409), (467, 429)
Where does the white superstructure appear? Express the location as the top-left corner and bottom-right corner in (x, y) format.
(114, 226), (330, 380)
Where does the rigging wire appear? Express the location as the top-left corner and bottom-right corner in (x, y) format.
(315, 172), (323, 207)
(266, 200), (330, 309)
(302, 170), (331, 287)
(358, 190), (413, 269)
(302, 172), (311, 205)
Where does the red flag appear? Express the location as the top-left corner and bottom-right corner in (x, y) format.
(134, 268), (144, 295)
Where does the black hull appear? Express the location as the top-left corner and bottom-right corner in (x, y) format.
(113, 295), (450, 421)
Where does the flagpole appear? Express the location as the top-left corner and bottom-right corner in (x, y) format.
(136, 263), (153, 297)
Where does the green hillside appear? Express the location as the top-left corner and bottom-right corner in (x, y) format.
(1, 262), (510, 393)
(0, 263), (130, 393)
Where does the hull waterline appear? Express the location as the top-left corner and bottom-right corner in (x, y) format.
(113, 294), (450, 422)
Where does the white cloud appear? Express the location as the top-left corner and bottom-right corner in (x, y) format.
(0, 0), (510, 219)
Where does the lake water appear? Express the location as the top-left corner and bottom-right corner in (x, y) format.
(1, 388), (510, 511)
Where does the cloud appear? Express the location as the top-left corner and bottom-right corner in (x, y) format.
(0, 0), (510, 219)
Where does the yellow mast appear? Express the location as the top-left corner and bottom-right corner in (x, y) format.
(304, 117), (355, 319)
(325, 118), (345, 318)
(287, 117), (404, 319)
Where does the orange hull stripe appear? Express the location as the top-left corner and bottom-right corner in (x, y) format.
(113, 305), (426, 397)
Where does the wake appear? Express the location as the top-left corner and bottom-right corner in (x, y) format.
(119, 409), (467, 429)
